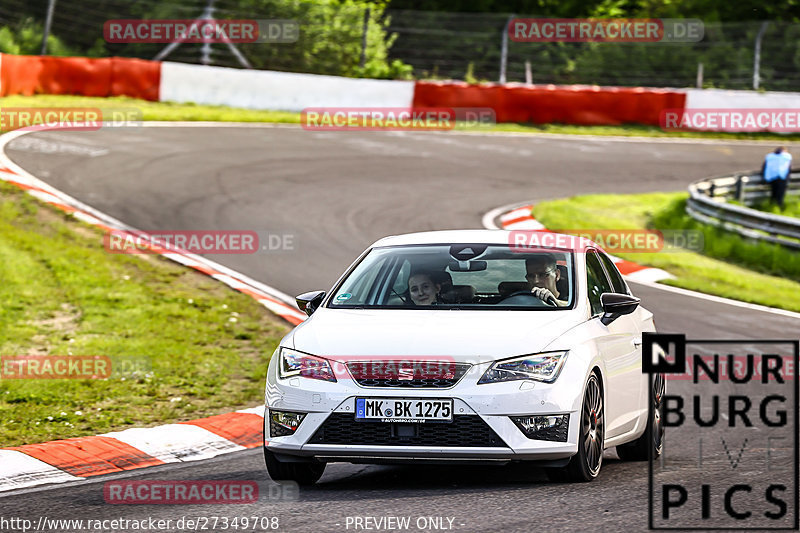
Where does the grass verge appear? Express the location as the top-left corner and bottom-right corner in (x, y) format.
(533, 192), (800, 312)
(3, 94), (800, 141)
(0, 180), (290, 446)
(734, 195), (800, 219)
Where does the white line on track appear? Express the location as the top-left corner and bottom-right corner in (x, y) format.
(139, 121), (798, 146)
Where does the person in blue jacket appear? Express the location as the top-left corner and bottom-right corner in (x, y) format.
(762, 146), (792, 209)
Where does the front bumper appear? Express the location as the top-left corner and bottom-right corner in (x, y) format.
(265, 360), (584, 463)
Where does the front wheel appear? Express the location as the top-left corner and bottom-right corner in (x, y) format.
(546, 372), (604, 482)
(263, 448), (325, 486)
(617, 373), (665, 461)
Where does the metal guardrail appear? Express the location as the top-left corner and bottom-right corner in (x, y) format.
(686, 170), (800, 249)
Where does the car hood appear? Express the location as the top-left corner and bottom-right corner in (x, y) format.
(289, 308), (582, 364)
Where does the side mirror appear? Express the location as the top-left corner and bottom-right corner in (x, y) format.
(599, 293), (640, 325)
(296, 291), (326, 316)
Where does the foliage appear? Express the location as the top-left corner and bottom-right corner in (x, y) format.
(387, 0), (800, 22)
(0, 18), (75, 56)
(0, 0), (412, 79)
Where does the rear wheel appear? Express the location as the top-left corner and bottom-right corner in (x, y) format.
(263, 447), (325, 486)
(546, 372), (604, 482)
(617, 373), (665, 461)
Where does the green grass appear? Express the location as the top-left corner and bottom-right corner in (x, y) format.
(0, 181), (290, 446)
(737, 195), (800, 219)
(0, 94), (299, 128)
(3, 94), (800, 141)
(533, 192), (800, 312)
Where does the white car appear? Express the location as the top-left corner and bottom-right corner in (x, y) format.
(263, 230), (665, 484)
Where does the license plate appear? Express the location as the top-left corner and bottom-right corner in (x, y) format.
(355, 398), (453, 423)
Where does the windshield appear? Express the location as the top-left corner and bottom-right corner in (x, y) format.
(327, 244), (574, 310)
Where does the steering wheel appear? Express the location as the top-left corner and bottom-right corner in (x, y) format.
(499, 290), (557, 307)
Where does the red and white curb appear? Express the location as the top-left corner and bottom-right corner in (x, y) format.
(0, 406), (266, 492)
(0, 128), (305, 493)
(494, 204), (673, 284)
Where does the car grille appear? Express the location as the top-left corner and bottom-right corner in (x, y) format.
(345, 361), (471, 388)
(307, 414), (507, 447)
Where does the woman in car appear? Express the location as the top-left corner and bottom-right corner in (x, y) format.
(408, 272), (441, 306)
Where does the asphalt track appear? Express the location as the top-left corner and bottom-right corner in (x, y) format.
(2, 126), (799, 532)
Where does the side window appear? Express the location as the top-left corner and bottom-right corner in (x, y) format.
(391, 260), (411, 295)
(598, 252), (627, 294)
(585, 251), (613, 316)
(385, 260), (411, 304)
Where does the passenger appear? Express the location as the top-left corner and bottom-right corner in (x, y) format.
(408, 272), (441, 306)
(525, 254), (569, 307)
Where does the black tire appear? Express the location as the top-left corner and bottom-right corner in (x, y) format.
(547, 372), (605, 482)
(263, 447), (325, 486)
(617, 373), (665, 461)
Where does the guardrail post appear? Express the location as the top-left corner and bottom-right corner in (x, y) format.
(735, 175), (749, 203)
(499, 14), (514, 83)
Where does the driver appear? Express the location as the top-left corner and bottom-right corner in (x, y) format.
(525, 254), (569, 307)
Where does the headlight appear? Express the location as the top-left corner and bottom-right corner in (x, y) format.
(478, 351), (568, 384)
(279, 348), (336, 382)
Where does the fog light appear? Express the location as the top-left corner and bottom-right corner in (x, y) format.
(510, 414), (569, 442)
(269, 410), (306, 437)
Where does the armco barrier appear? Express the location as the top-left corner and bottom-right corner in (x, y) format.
(687, 170), (800, 249)
(0, 54), (160, 101)
(412, 81), (687, 126)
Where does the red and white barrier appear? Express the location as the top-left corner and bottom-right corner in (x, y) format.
(412, 81), (686, 127)
(2, 52), (799, 131)
(685, 88), (800, 111)
(682, 88), (800, 133)
(0, 54), (160, 101)
(160, 61), (415, 110)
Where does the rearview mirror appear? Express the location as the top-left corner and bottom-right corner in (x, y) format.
(296, 291), (326, 316)
(599, 293), (640, 325)
(448, 260), (487, 272)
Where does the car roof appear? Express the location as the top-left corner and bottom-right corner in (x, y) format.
(370, 229), (599, 252)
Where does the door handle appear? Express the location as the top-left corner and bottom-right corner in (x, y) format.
(633, 338), (643, 347)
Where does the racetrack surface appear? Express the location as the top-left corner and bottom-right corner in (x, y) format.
(2, 127), (798, 532)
